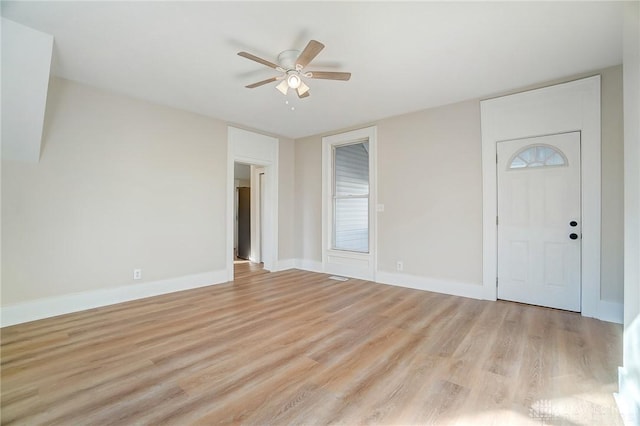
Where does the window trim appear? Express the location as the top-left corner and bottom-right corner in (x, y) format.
(322, 126), (377, 281)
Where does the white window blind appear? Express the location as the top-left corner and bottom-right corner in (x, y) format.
(333, 141), (369, 252)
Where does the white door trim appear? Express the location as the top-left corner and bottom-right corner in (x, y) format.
(250, 166), (265, 263)
(322, 126), (377, 280)
(227, 127), (279, 281)
(481, 76), (601, 318)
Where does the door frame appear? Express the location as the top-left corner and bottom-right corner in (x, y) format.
(481, 76), (601, 318)
(227, 127), (279, 281)
(250, 166), (265, 263)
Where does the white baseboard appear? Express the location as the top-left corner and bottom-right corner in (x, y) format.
(376, 271), (484, 300)
(597, 300), (624, 324)
(291, 261), (484, 300)
(295, 258), (324, 273)
(615, 367), (640, 426)
(276, 258), (296, 271)
(0, 269), (228, 327)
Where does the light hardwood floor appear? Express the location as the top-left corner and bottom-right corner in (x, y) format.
(1, 265), (623, 425)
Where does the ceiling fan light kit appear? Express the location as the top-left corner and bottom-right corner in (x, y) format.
(297, 82), (310, 97)
(238, 39), (351, 99)
(276, 79), (289, 95)
(287, 73), (301, 89)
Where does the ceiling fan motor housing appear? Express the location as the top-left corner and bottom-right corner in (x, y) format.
(277, 50), (300, 71)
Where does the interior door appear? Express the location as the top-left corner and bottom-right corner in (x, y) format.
(497, 132), (581, 311)
(237, 187), (251, 260)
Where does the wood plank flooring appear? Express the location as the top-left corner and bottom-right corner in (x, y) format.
(1, 265), (623, 425)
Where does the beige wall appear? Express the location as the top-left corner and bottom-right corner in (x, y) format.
(600, 65), (625, 302)
(1, 66), (624, 310)
(2, 78), (298, 308)
(294, 135), (323, 263)
(2, 77), (229, 305)
(377, 100), (483, 284)
(278, 137), (295, 261)
(293, 101), (483, 285)
(293, 65), (624, 302)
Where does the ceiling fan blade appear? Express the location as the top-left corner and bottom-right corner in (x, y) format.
(297, 81), (310, 97)
(238, 51), (279, 69)
(296, 40), (324, 68)
(245, 76), (279, 89)
(298, 90), (310, 99)
(308, 71), (351, 81)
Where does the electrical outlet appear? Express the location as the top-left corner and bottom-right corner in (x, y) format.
(396, 261), (403, 272)
(133, 269), (142, 280)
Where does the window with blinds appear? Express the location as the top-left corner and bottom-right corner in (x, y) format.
(333, 141), (369, 252)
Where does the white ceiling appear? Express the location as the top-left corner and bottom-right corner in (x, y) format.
(1, 1), (624, 139)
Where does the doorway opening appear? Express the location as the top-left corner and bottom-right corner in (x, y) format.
(227, 126), (279, 282)
(233, 162), (265, 272)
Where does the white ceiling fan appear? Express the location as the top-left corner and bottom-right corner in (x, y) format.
(238, 40), (351, 99)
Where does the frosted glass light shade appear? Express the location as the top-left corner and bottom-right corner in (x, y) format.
(276, 80), (289, 95)
(287, 74), (301, 89)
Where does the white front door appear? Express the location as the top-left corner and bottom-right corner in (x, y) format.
(497, 132), (581, 311)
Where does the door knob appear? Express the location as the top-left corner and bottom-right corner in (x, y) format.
(569, 233), (579, 240)
(570, 221), (578, 227)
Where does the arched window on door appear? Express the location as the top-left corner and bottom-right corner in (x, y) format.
(509, 144), (567, 169)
